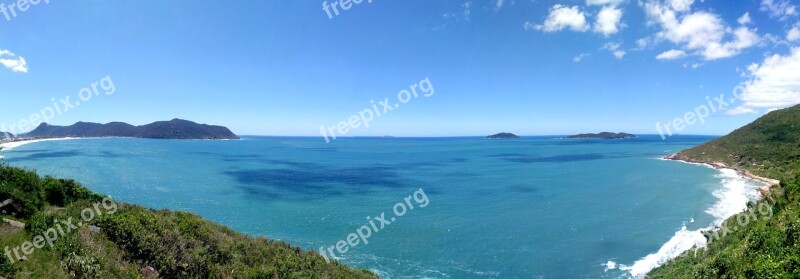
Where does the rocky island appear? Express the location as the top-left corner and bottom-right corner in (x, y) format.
(20, 119), (239, 140)
(486, 132), (521, 139)
(566, 132), (636, 139)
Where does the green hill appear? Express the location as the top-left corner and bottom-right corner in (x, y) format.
(650, 104), (800, 278)
(0, 158), (376, 279)
(673, 105), (800, 181)
(24, 119), (240, 140)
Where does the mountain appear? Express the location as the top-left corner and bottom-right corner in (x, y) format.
(0, 131), (13, 140)
(566, 132), (636, 139)
(23, 119), (239, 140)
(486, 132), (521, 139)
(650, 104), (800, 278)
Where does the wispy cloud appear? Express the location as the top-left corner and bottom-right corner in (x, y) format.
(603, 42), (626, 59)
(760, 0), (797, 21)
(573, 53), (591, 62)
(656, 49), (687, 60)
(0, 49), (28, 73)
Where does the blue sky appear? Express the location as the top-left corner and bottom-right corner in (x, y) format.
(1, 0), (799, 137)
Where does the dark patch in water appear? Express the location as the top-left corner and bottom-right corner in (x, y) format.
(97, 151), (122, 158)
(4, 150), (83, 162)
(3, 149), (49, 153)
(510, 185), (539, 193)
(224, 166), (405, 198)
(493, 153), (605, 163)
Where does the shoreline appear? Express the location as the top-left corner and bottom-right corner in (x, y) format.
(620, 153), (778, 277)
(1, 136), (242, 152)
(0, 137), (80, 152)
(663, 153), (780, 196)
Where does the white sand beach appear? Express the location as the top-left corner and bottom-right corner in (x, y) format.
(0, 138), (77, 152)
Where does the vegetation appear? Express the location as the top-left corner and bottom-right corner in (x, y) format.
(24, 119), (239, 140)
(677, 104), (800, 181)
(0, 153), (375, 278)
(650, 104), (800, 278)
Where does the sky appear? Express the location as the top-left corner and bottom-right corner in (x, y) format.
(1, 0), (799, 137)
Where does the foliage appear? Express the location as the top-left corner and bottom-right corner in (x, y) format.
(679, 104), (800, 181)
(0, 164), (376, 278)
(652, 104), (800, 277)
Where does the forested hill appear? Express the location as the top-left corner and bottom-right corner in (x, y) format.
(650, 104), (800, 278)
(674, 104), (800, 181)
(23, 119), (239, 140)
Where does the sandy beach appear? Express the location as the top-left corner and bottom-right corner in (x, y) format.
(0, 138), (77, 152)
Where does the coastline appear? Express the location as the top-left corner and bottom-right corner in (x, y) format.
(0, 137), (79, 152)
(664, 153), (780, 196)
(619, 152), (777, 277)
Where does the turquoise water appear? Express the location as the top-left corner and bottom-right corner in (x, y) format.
(1, 136), (760, 278)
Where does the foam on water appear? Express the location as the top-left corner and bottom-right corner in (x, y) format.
(620, 166), (763, 278)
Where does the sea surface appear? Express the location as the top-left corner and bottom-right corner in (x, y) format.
(0, 135), (764, 278)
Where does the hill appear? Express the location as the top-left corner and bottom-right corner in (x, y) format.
(23, 119), (239, 140)
(0, 162), (375, 278)
(486, 132), (520, 139)
(670, 105), (800, 182)
(649, 104), (800, 278)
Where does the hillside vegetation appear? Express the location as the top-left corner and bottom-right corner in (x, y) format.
(23, 119), (240, 140)
(677, 104), (800, 181)
(0, 158), (375, 278)
(650, 104), (800, 278)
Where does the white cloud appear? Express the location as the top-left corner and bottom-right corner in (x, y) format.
(760, 0), (797, 21)
(0, 49), (28, 73)
(668, 0), (695, 12)
(574, 53), (591, 62)
(586, 0), (624, 6)
(634, 37), (653, 50)
(495, 0), (505, 11)
(603, 42), (626, 58)
(738, 12), (752, 25)
(531, 5), (589, 32)
(788, 24), (800, 41)
(728, 47), (800, 115)
(656, 49), (687, 59)
(641, 0), (760, 60)
(594, 6), (624, 35)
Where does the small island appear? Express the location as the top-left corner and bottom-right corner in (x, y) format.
(486, 132), (521, 139)
(19, 119), (239, 140)
(566, 132), (636, 139)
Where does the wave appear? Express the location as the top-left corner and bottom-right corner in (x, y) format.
(618, 165), (762, 278)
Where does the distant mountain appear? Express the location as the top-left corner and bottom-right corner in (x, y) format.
(566, 132), (636, 139)
(486, 132), (520, 139)
(23, 119), (239, 140)
(0, 131), (13, 140)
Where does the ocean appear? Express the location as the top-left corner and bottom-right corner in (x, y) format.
(0, 135), (764, 278)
